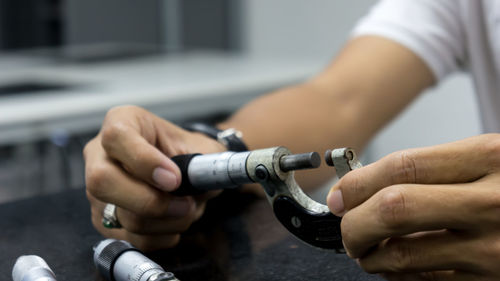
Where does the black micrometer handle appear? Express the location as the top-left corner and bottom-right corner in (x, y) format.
(272, 196), (344, 251)
(170, 153), (203, 196)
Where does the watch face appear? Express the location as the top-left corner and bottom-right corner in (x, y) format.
(217, 128), (240, 139)
(217, 128), (247, 151)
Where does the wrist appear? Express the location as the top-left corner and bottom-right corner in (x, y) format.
(181, 122), (248, 152)
(190, 131), (227, 154)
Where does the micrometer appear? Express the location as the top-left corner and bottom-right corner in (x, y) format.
(12, 255), (57, 281)
(171, 147), (362, 253)
(94, 239), (179, 281)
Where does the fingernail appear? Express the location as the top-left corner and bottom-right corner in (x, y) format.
(152, 167), (179, 191)
(166, 197), (192, 217)
(327, 189), (345, 216)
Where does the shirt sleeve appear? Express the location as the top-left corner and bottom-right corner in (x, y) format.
(352, 0), (466, 82)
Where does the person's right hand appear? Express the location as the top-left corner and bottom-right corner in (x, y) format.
(83, 105), (226, 251)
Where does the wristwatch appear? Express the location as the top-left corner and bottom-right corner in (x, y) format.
(181, 122), (248, 152)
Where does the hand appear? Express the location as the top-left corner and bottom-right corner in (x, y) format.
(327, 134), (500, 280)
(84, 106), (226, 251)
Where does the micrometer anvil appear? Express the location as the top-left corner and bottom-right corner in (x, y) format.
(171, 147), (362, 252)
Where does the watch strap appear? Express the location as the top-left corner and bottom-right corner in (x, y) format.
(182, 122), (248, 152)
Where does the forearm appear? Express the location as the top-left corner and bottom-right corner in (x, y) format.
(219, 81), (372, 190)
(219, 36), (435, 190)
(218, 83), (362, 189)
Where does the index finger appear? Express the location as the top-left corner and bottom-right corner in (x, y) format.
(98, 111), (182, 192)
(340, 183), (478, 258)
(327, 134), (500, 215)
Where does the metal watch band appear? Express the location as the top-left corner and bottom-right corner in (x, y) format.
(181, 122), (248, 152)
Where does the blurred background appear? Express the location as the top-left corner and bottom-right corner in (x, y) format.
(0, 0), (480, 203)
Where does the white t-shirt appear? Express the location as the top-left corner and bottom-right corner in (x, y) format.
(352, 0), (500, 133)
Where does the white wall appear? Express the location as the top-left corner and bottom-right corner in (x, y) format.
(242, 0), (374, 60)
(367, 74), (481, 161)
(241, 0), (482, 164)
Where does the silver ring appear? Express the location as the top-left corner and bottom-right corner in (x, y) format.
(102, 203), (122, 229)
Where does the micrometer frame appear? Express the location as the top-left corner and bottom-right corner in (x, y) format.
(245, 146), (361, 252)
(246, 147), (330, 214)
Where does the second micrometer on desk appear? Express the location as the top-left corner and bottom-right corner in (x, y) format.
(171, 146), (362, 253)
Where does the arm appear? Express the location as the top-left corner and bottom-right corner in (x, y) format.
(84, 36), (435, 250)
(220, 36), (434, 190)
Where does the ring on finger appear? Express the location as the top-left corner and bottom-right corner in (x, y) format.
(102, 203), (122, 229)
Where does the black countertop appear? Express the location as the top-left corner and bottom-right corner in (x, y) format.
(0, 189), (382, 280)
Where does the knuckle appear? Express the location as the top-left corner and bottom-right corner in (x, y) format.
(484, 189), (500, 206)
(390, 150), (418, 184)
(485, 192), (500, 224)
(483, 237), (500, 261)
(106, 105), (140, 117)
(122, 215), (147, 234)
(82, 140), (93, 161)
(387, 240), (416, 272)
(100, 122), (130, 150)
(136, 192), (170, 218)
(85, 163), (111, 197)
(482, 134), (500, 168)
(177, 216), (195, 233)
(357, 259), (378, 274)
(130, 146), (150, 164)
(376, 186), (409, 229)
(358, 266), (374, 274)
(340, 213), (357, 257)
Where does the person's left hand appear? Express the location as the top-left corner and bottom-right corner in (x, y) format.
(327, 134), (500, 280)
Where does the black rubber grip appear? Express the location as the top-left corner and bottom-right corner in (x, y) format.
(96, 240), (139, 281)
(272, 196), (344, 250)
(170, 153), (203, 196)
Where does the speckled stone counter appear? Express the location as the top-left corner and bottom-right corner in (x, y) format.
(0, 189), (382, 281)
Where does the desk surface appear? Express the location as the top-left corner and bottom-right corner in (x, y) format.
(0, 189), (382, 281)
